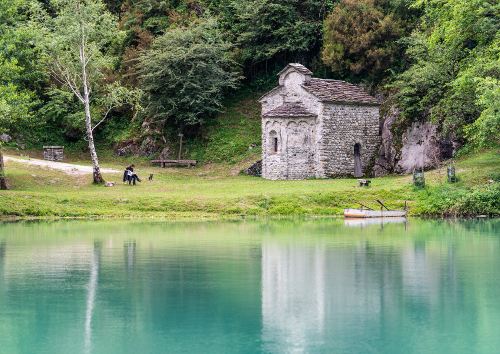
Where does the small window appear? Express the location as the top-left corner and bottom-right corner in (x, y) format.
(269, 130), (278, 154)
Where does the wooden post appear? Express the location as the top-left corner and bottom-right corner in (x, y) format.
(178, 133), (184, 161)
(447, 165), (457, 183)
(413, 168), (425, 188)
(0, 150), (7, 190)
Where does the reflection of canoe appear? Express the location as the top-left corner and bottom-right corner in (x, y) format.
(344, 208), (407, 218)
(344, 217), (407, 227)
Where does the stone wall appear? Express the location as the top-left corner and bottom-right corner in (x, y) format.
(319, 104), (380, 177)
(262, 117), (317, 180)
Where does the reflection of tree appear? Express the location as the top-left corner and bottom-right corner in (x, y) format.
(124, 240), (136, 273)
(0, 241), (5, 286)
(0, 241), (5, 266)
(84, 241), (101, 354)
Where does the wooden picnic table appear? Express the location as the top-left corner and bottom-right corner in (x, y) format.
(151, 159), (197, 168)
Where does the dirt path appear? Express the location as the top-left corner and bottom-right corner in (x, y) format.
(4, 155), (120, 175)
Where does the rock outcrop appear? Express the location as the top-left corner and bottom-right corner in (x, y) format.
(114, 136), (171, 158)
(0, 133), (12, 143)
(243, 160), (262, 177)
(395, 122), (442, 173)
(373, 107), (398, 176)
(374, 107), (456, 175)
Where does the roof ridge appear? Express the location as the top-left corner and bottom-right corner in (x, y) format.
(301, 79), (379, 105)
(310, 78), (354, 83)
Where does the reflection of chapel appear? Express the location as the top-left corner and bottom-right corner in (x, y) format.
(259, 64), (380, 180)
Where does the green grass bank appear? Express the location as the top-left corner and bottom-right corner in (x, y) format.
(0, 150), (498, 219)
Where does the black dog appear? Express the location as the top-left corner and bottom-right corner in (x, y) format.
(148, 174), (154, 181)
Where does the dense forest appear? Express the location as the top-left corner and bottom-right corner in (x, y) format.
(1, 0), (498, 162)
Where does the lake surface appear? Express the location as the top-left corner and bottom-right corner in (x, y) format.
(0, 219), (499, 354)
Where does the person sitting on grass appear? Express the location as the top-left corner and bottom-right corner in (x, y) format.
(129, 171), (141, 185)
(123, 164), (136, 184)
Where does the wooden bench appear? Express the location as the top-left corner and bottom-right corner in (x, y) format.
(151, 159), (197, 168)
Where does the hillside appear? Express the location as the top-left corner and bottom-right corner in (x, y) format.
(186, 93), (262, 165)
(2, 0), (497, 170)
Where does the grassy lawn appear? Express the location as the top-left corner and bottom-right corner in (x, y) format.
(0, 149), (498, 219)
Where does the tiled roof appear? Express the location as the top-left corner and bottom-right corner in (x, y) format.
(263, 102), (316, 118)
(302, 78), (379, 105)
(277, 63), (313, 76)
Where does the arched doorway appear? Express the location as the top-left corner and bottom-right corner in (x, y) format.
(354, 143), (362, 177)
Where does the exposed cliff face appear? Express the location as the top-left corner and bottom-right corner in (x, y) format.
(374, 107), (455, 176)
(373, 107), (398, 176)
(396, 122), (446, 173)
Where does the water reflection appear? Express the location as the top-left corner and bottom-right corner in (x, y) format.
(124, 240), (136, 272)
(259, 221), (500, 353)
(84, 242), (101, 354)
(344, 217), (407, 227)
(0, 219), (498, 354)
(262, 241), (326, 353)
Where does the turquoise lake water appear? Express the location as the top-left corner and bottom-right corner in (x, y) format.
(0, 219), (499, 354)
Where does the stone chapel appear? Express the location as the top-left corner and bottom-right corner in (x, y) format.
(259, 63), (380, 180)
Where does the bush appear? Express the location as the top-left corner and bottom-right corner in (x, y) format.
(417, 183), (500, 217)
(139, 19), (241, 131)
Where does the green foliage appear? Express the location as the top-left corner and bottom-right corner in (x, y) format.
(464, 74), (500, 148)
(138, 19), (240, 130)
(322, 0), (407, 83)
(393, 0), (499, 147)
(30, 0), (141, 144)
(118, 0), (203, 85)
(1, 0), (498, 156)
(0, 0), (42, 137)
(38, 88), (85, 141)
(187, 94), (261, 163)
(31, 0), (125, 96)
(228, 0), (334, 64)
(212, 0), (334, 82)
(416, 183), (500, 217)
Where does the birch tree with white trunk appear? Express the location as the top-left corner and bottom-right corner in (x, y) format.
(31, 0), (129, 183)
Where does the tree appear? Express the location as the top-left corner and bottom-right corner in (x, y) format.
(0, 150), (7, 190)
(118, 0), (203, 86)
(138, 19), (240, 131)
(0, 0), (41, 139)
(31, 0), (126, 183)
(222, 0), (334, 79)
(322, 0), (404, 83)
(393, 0), (499, 146)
